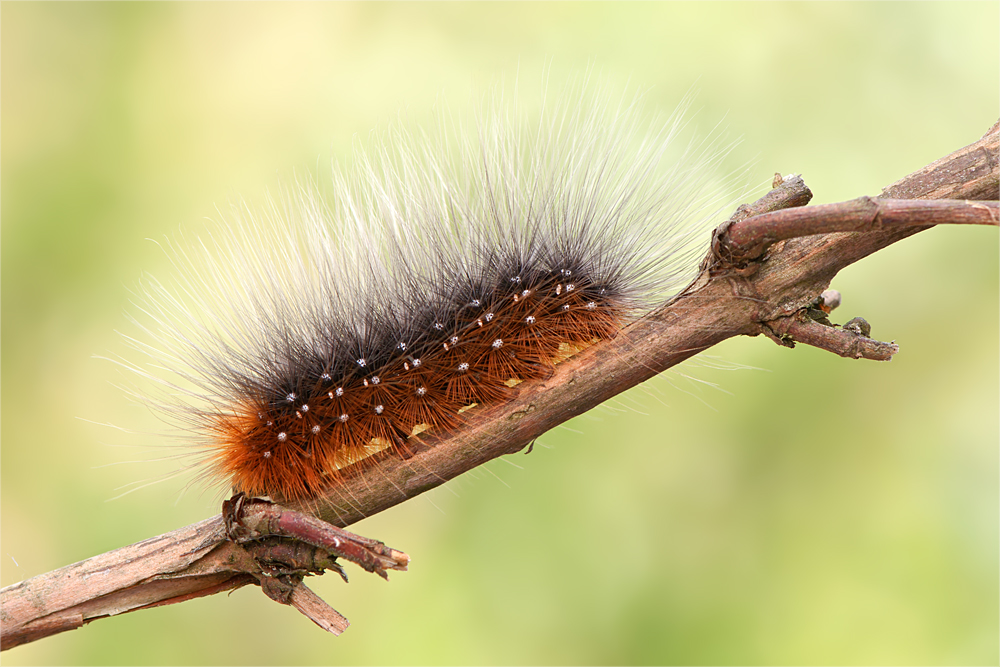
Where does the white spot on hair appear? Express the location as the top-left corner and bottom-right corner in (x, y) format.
(357, 358), (367, 367)
(510, 276), (521, 284)
(339, 413), (349, 422)
(586, 301), (596, 309)
(321, 373), (331, 382)
(311, 425), (321, 434)
(371, 376), (380, 385)
(397, 341), (407, 351)
(374, 404), (384, 415)
(433, 322), (443, 330)
(525, 315), (536, 325)
(412, 358), (421, 367)
(522, 289), (531, 297)
(286, 393), (296, 402)
(263, 451), (272, 458)
(566, 283), (576, 292)
(416, 386), (427, 396)
(335, 387), (344, 397)
(301, 404), (309, 412)
(277, 432), (287, 442)
(457, 362), (469, 372)
(556, 284), (562, 295)
(484, 312), (494, 322)
(469, 299), (481, 308)
(450, 336), (459, 345)
(492, 339), (503, 348)
(562, 304), (570, 311)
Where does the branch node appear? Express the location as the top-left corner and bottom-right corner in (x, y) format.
(703, 173), (813, 272)
(842, 317), (872, 338)
(220, 493), (409, 627)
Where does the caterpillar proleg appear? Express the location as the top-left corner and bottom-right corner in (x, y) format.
(122, 82), (732, 504)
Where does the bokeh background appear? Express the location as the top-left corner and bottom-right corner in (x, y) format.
(2, 3), (997, 665)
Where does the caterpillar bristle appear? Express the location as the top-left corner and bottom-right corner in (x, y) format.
(126, 80), (733, 503)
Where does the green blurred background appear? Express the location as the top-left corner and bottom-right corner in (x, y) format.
(2, 3), (997, 665)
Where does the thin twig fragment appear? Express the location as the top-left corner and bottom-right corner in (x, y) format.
(763, 313), (898, 361)
(719, 198), (999, 265)
(289, 584), (351, 636)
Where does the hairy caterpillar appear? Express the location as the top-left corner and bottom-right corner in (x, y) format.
(123, 84), (731, 503)
(2, 2), (996, 662)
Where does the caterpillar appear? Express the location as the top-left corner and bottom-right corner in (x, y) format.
(124, 83), (731, 504)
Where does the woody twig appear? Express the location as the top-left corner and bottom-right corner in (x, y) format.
(2, 119), (996, 651)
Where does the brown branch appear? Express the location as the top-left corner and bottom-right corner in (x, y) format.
(879, 120), (999, 201)
(0, 517), (239, 650)
(764, 314), (899, 362)
(718, 198), (998, 264)
(2, 119), (997, 651)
